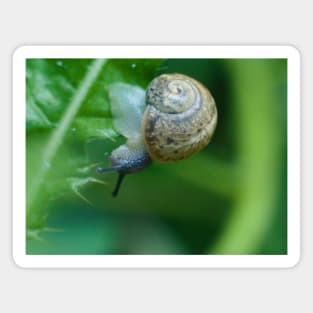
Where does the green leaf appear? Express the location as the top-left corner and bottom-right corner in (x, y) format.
(26, 58), (164, 231)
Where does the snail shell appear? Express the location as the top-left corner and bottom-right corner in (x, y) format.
(143, 74), (217, 162)
(97, 73), (217, 197)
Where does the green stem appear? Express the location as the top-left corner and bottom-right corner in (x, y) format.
(27, 59), (107, 224)
(212, 60), (284, 254)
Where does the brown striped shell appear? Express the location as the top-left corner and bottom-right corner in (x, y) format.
(142, 73), (217, 162)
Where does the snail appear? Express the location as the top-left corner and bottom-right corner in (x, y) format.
(97, 73), (218, 197)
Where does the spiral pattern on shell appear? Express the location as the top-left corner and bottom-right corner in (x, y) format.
(142, 73), (217, 162)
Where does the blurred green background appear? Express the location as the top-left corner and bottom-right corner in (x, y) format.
(26, 58), (287, 255)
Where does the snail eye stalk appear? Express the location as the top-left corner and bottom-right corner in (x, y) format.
(112, 172), (126, 197)
(96, 166), (126, 197)
(96, 165), (123, 173)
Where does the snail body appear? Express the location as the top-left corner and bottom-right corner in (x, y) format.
(97, 73), (217, 196)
